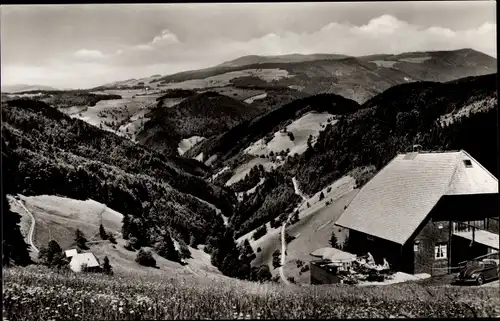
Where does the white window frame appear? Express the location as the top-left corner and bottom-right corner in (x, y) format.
(434, 243), (447, 260)
(414, 244), (419, 252)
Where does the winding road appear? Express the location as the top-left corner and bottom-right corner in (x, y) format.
(15, 198), (39, 254)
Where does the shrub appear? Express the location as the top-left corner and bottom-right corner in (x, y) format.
(257, 247), (262, 253)
(255, 265), (272, 282)
(252, 225), (267, 241)
(125, 236), (140, 251)
(99, 224), (108, 240)
(107, 233), (116, 244)
(75, 229), (88, 250)
(178, 240), (192, 260)
(135, 248), (156, 267)
(102, 256), (113, 275)
(329, 232), (340, 249)
(319, 192), (325, 201)
(300, 264), (310, 273)
(287, 132), (295, 141)
(154, 233), (179, 262)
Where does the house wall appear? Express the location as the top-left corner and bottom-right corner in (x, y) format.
(310, 262), (340, 284)
(411, 220), (450, 275)
(344, 230), (404, 272)
(410, 193), (499, 276)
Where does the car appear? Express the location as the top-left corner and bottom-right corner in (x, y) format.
(454, 259), (500, 285)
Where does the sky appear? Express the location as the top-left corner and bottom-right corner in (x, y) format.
(1, 2), (496, 89)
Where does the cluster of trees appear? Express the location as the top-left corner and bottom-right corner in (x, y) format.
(42, 91), (122, 108)
(231, 171), (301, 238)
(99, 224), (117, 243)
(230, 164), (265, 193)
(2, 144), (32, 267)
(2, 192), (32, 267)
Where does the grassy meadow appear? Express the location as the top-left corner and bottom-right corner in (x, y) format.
(3, 265), (500, 320)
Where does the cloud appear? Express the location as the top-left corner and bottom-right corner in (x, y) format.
(133, 29), (180, 51)
(152, 29), (180, 45)
(102, 14), (495, 69)
(4, 14), (496, 89)
(73, 49), (105, 59)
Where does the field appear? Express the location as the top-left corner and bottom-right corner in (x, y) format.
(63, 89), (162, 138)
(158, 68), (293, 90)
(7, 194), (222, 278)
(207, 87), (266, 102)
(224, 157), (279, 186)
(178, 136), (206, 156)
(9, 195), (123, 252)
(244, 111), (336, 158)
(242, 176), (357, 282)
(3, 266), (500, 320)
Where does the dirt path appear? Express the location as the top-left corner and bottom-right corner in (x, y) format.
(279, 177), (308, 285)
(279, 217), (292, 285)
(15, 199), (39, 254)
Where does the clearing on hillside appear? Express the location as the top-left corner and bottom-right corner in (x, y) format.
(244, 111), (336, 158)
(9, 194), (123, 252)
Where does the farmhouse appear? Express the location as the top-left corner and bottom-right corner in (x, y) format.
(69, 252), (101, 273)
(335, 150), (499, 276)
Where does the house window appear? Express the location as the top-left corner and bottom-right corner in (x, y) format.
(367, 235), (374, 241)
(414, 244), (419, 252)
(435, 243), (447, 260)
(463, 159), (473, 168)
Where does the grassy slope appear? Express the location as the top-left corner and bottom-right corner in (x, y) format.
(4, 266), (500, 320)
(10, 194), (123, 251)
(8, 193), (223, 277)
(238, 175), (357, 280)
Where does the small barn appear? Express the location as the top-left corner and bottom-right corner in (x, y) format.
(335, 150), (499, 276)
(69, 252), (101, 273)
(309, 247), (357, 284)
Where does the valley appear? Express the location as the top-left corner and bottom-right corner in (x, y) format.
(2, 48), (498, 320)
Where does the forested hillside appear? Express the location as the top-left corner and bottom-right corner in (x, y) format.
(292, 73), (498, 195)
(2, 99), (235, 249)
(152, 49), (496, 104)
(217, 73), (497, 239)
(186, 93), (361, 165)
(137, 91), (261, 155)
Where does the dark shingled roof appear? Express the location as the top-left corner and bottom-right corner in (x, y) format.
(335, 150), (498, 245)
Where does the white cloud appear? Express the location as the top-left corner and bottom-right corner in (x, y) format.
(132, 29), (180, 51)
(135, 44), (154, 51)
(151, 29), (180, 45)
(73, 49), (105, 59)
(105, 15), (495, 68)
(4, 15), (496, 88)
